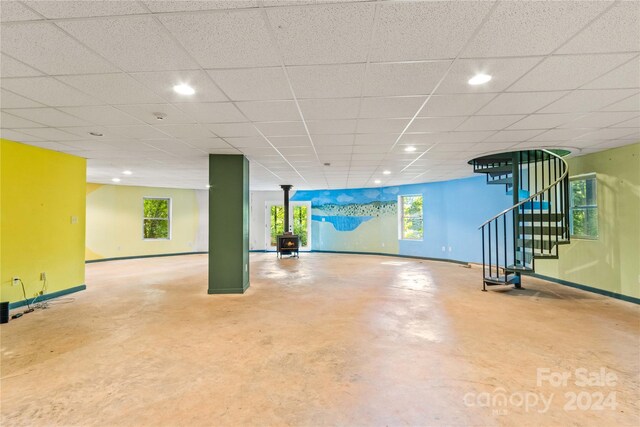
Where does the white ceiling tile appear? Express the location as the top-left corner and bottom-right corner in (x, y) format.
(357, 118), (407, 134)
(180, 137), (231, 149)
(611, 116), (640, 128)
(298, 98), (360, 120)
(472, 141), (519, 152)
(0, 1), (43, 21)
(56, 126), (128, 140)
(0, 22), (118, 74)
(58, 106), (143, 126)
(287, 64), (365, 99)
(207, 67), (291, 101)
(131, 70), (227, 103)
(559, 112), (640, 129)
(530, 128), (593, 142)
(540, 89), (639, 114)
(359, 96), (424, 119)
(557, 2), (640, 54)
(429, 131), (495, 144)
(477, 91), (568, 115)
(1, 128), (43, 142)
(509, 54), (635, 92)
(351, 144), (388, 154)
(431, 142), (477, 152)
(600, 93), (640, 112)
(421, 93), (496, 117)
(106, 125), (173, 140)
(1, 111), (45, 128)
(58, 16), (200, 72)
(143, 1), (258, 12)
(437, 57), (540, 94)
(205, 122), (259, 138)
(574, 127), (640, 141)
(306, 120), (357, 134)
(17, 127), (86, 141)
(582, 59), (640, 90)
(316, 144), (351, 154)
(313, 134), (355, 146)
(456, 115), (525, 132)
(508, 113), (582, 130)
(159, 10), (280, 68)
(3, 107), (92, 127)
(1, 76), (102, 106)
(22, 141), (76, 151)
(266, 2), (376, 65)
(254, 121), (307, 136)
(153, 124), (215, 139)
(25, 0), (147, 18)
(371, 1), (492, 62)
(0, 88), (43, 108)
(267, 136), (311, 148)
(236, 100), (300, 121)
(58, 73), (166, 105)
(483, 129), (545, 143)
(0, 54), (43, 77)
(224, 136), (270, 148)
(407, 117), (467, 133)
(363, 61), (452, 97)
(115, 104), (196, 125)
(171, 102), (246, 123)
(462, 1), (611, 57)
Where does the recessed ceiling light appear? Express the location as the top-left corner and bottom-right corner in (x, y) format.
(323, 162), (331, 166)
(89, 132), (103, 137)
(468, 73), (492, 85)
(122, 170), (132, 175)
(111, 178), (121, 183)
(383, 170), (391, 175)
(153, 112), (167, 121)
(173, 83), (195, 95)
(404, 146), (416, 152)
(374, 179), (381, 184)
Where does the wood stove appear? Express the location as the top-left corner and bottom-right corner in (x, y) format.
(277, 234), (299, 258)
(276, 184), (300, 258)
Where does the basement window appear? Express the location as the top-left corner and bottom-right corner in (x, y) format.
(399, 195), (423, 240)
(569, 174), (598, 239)
(143, 198), (171, 240)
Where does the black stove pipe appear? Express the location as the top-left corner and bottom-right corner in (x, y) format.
(281, 185), (293, 233)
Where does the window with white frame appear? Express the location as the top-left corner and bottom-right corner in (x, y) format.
(143, 198), (171, 240)
(399, 195), (423, 240)
(569, 174), (598, 239)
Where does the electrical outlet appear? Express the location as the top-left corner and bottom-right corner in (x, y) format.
(12, 277), (20, 286)
(40, 272), (47, 281)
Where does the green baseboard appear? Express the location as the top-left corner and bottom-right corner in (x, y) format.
(531, 273), (639, 305)
(86, 251), (208, 263)
(208, 281), (250, 294)
(8, 284), (87, 309)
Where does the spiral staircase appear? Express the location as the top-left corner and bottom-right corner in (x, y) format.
(470, 150), (570, 291)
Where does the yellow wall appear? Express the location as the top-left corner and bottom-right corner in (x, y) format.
(536, 143), (640, 299)
(86, 184), (204, 260)
(1, 139), (86, 304)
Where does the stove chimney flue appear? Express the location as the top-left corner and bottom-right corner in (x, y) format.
(280, 185), (293, 233)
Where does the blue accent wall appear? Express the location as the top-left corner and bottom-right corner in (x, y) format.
(291, 175), (513, 263)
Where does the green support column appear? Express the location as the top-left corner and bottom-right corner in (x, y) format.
(208, 154), (250, 294)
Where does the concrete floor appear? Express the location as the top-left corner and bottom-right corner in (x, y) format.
(1, 253), (638, 426)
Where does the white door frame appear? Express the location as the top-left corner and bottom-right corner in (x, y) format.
(264, 201), (312, 252)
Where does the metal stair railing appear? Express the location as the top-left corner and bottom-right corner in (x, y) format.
(478, 149), (570, 291)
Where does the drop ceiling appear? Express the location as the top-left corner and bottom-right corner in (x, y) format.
(0, 0), (638, 191)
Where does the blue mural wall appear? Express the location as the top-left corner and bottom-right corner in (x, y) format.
(291, 175), (513, 263)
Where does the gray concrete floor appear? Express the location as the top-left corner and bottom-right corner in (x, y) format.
(1, 253), (639, 426)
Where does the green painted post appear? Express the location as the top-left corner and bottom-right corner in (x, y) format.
(208, 155), (250, 294)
